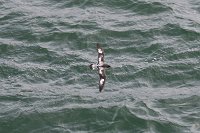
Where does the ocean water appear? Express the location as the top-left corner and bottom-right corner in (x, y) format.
(1, 0), (200, 132)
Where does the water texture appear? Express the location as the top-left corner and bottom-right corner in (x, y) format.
(0, 0), (200, 132)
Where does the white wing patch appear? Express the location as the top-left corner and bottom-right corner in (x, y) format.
(100, 79), (105, 85)
(99, 70), (102, 74)
(98, 48), (103, 53)
(99, 67), (104, 74)
(98, 55), (103, 66)
(98, 56), (101, 63)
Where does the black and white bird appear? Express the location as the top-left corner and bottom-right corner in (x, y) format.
(89, 44), (111, 92)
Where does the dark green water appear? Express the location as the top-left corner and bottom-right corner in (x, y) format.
(1, 0), (200, 132)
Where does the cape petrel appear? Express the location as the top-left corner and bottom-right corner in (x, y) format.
(89, 44), (111, 92)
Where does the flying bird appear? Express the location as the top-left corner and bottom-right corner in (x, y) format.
(89, 44), (111, 92)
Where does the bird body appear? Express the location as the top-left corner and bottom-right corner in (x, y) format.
(89, 44), (110, 92)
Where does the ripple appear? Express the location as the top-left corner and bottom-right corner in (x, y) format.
(167, 48), (200, 60)
(159, 24), (200, 41)
(1, 0), (200, 132)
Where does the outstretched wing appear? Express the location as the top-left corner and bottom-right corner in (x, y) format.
(98, 67), (106, 92)
(97, 43), (104, 66)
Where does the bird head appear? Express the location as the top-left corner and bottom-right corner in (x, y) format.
(89, 64), (96, 70)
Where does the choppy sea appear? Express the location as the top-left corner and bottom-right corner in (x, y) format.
(1, 0), (200, 132)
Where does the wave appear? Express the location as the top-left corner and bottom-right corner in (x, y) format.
(1, 97), (195, 133)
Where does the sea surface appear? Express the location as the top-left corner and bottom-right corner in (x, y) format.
(1, 0), (200, 132)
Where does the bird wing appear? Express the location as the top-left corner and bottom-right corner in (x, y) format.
(98, 67), (106, 92)
(97, 43), (104, 66)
